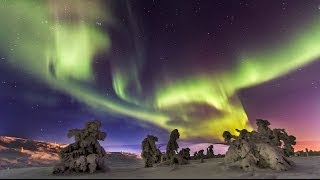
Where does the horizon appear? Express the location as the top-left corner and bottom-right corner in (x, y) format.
(1, 135), (319, 154)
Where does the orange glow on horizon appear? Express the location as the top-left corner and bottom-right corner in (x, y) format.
(294, 141), (320, 151)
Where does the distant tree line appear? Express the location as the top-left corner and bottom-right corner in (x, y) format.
(295, 148), (320, 157)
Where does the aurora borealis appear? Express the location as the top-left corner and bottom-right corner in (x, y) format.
(1, 0), (320, 151)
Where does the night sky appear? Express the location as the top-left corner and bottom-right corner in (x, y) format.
(1, 0), (320, 152)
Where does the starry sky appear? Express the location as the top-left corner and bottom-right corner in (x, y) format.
(1, 0), (320, 152)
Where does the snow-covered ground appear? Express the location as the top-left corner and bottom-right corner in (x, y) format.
(0, 156), (320, 179)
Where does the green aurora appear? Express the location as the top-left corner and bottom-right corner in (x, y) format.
(1, 0), (320, 141)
